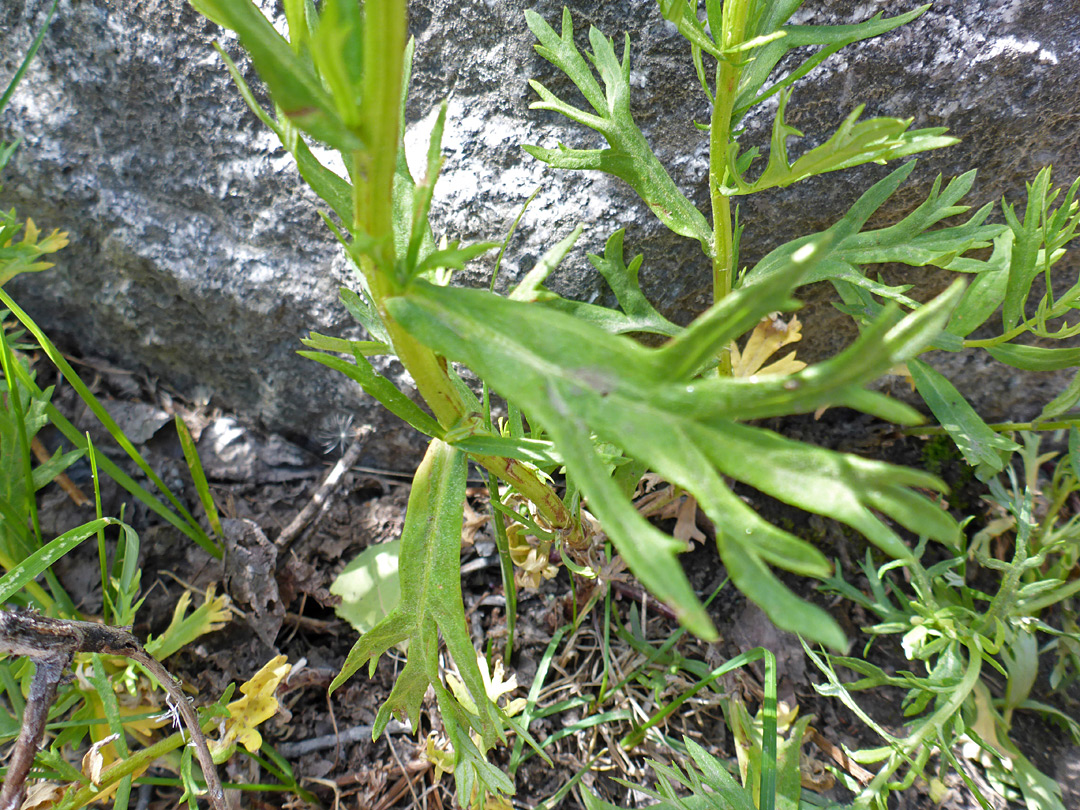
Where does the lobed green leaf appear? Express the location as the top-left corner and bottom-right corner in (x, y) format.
(524, 8), (713, 255)
(1003, 168), (1053, 332)
(731, 4), (931, 125)
(329, 441), (511, 796)
(946, 230), (1013, 338)
(722, 89), (957, 195)
(746, 163), (998, 306)
(511, 228), (681, 337)
(387, 272), (962, 647)
(909, 359), (1020, 479)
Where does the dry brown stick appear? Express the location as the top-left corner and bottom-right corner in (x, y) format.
(807, 726), (876, 785)
(610, 579), (680, 622)
(0, 651), (70, 810)
(0, 610), (226, 810)
(276, 426), (372, 551)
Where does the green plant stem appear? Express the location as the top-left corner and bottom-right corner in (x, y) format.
(709, 0), (751, 376)
(355, 0), (406, 276)
(963, 287), (1080, 347)
(343, 0), (580, 544)
(709, 70), (735, 308)
(52, 717), (219, 810)
(858, 640), (983, 806)
(365, 253), (578, 537)
(902, 418), (1080, 436)
(380, 301), (576, 533)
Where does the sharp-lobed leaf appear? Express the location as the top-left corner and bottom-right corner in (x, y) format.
(1003, 168), (1053, 332)
(1001, 168), (1080, 333)
(330, 440), (512, 797)
(731, 4), (931, 125)
(946, 229), (1013, 337)
(524, 8), (713, 255)
(723, 90), (957, 195)
(387, 269), (962, 648)
(510, 224), (585, 303)
(745, 162), (999, 306)
(511, 227), (682, 337)
(909, 359), (1020, 480)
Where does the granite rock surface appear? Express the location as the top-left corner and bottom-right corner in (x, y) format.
(1, 0), (1077, 466)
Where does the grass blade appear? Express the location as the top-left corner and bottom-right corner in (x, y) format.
(175, 415), (223, 539)
(0, 518), (115, 604)
(0, 289), (217, 555)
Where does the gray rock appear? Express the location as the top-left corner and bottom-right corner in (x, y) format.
(1, 0), (1077, 467)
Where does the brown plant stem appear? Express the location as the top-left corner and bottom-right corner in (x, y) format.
(276, 426), (372, 552)
(0, 610), (225, 810)
(0, 651), (69, 810)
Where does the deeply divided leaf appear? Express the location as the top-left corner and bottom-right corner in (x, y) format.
(730, 5), (931, 124)
(330, 440), (511, 797)
(722, 90), (957, 195)
(745, 162), (1000, 305)
(511, 228), (681, 337)
(524, 9), (713, 256)
(909, 359), (1020, 480)
(387, 272), (962, 648)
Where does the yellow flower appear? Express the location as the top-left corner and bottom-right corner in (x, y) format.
(446, 655), (525, 718)
(424, 732), (456, 781)
(210, 655), (291, 762)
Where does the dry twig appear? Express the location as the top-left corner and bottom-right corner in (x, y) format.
(0, 610), (226, 810)
(276, 426), (372, 551)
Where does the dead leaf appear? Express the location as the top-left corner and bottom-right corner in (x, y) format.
(673, 495), (706, 548)
(462, 499), (489, 547)
(730, 313), (807, 378)
(223, 518), (284, 648)
(81, 733), (120, 785)
(19, 782), (66, 809)
(800, 750), (836, 791)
